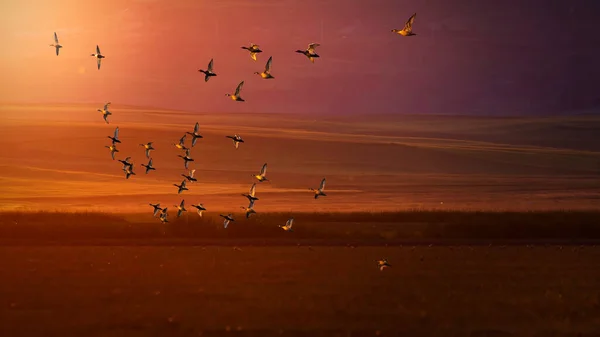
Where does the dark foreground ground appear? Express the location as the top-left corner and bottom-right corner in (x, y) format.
(1, 246), (600, 337)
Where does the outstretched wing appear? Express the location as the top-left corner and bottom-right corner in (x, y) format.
(179, 134), (186, 144)
(185, 148), (191, 157)
(114, 127), (119, 138)
(307, 43), (320, 54)
(235, 81), (244, 96)
(250, 52), (257, 61)
(96, 45), (101, 54)
(97, 57), (102, 70)
(148, 158), (153, 166)
(104, 102), (111, 110)
(287, 217), (294, 228)
(190, 169), (196, 178)
(193, 122), (199, 133)
(404, 13), (416, 32)
(249, 183), (256, 197)
(54, 32), (59, 44)
(180, 199), (185, 207)
(207, 59), (213, 72)
(248, 199), (255, 209)
(265, 56), (272, 72)
(319, 178), (326, 190)
(260, 163), (267, 176)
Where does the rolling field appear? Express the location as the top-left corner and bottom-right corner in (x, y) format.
(1, 246), (600, 337)
(2, 104), (600, 213)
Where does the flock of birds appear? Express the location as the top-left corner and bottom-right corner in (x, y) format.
(48, 12), (418, 271)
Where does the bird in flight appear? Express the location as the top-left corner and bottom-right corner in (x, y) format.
(141, 158), (155, 174)
(225, 81), (246, 102)
(149, 203), (163, 217)
(310, 178), (327, 199)
(241, 199), (257, 219)
(175, 199), (187, 217)
(295, 43), (320, 63)
(186, 122), (203, 147)
(377, 259), (391, 271)
(173, 180), (188, 194)
(49, 32), (62, 56)
(198, 59), (217, 82)
(220, 213), (235, 228)
(241, 43), (262, 61)
(391, 13), (417, 36)
(279, 217), (294, 232)
(253, 163), (269, 182)
(226, 134), (244, 149)
(139, 142), (155, 158)
(105, 144), (119, 160)
(242, 183), (259, 203)
(191, 203), (206, 217)
(97, 102), (112, 124)
(108, 127), (120, 145)
(255, 56), (274, 79)
(181, 169), (197, 183)
(90, 45), (105, 69)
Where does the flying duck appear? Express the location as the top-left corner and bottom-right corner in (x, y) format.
(49, 32), (62, 56)
(254, 163), (268, 182)
(141, 158), (155, 174)
(159, 208), (169, 223)
(241, 43), (262, 61)
(241, 199), (257, 219)
(310, 178), (327, 199)
(191, 203), (206, 217)
(174, 134), (188, 151)
(225, 81), (245, 102)
(175, 199), (187, 217)
(219, 213), (235, 228)
(178, 149), (194, 169)
(139, 142), (155, 158)
(255, 56), (274, 79)
(105, 144), (119, 160)
(241, 183), (259, 202)
(149, 203), (162, 217)
(124, 164), (136, 179)
(186, 122), (203, 147)
(226, 134), (244, 149)
(108, 126), (120, 144)
(173, 180), (188, 194)
(295, 43), (320, 63)
(279, 217), (294, 232)
(118, 156), (133, 171)
(97, 102), (112, 124)
(198, 58), (217, 82)
(90, 45), (105, 70)
(377, 259), (391, 271)
(181, 169), (197, 183)
(392, 13), (417, 36)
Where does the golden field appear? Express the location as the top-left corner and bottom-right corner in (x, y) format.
(1, 103), (600, 213)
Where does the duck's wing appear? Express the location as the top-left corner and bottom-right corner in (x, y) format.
(265, 56), (272, 72)
(56, 45), (60, 56)
(250, 52), (257, 61)
(97, 57), (102, 70)
(249, 183), (256, 197)
(250, 43), (259, 49)
(181, 180), (187, 188)
(148, 158), (153, 166)
(234, 141), (239, 149)
(207, 59), (213, 72)
(114, 127), (119, 138)
(248, 199), (255, 209)
(96, 45), (101, 54)
(180, 199), (185, 207)
(193, 122), (199, 133)
(260, 163), (267, 176)
(190, 169), (195, 178)
(54, 32), (59, 44)
(224, 219), (230, 228)
(319, 178), (326, 190)
(145, 148), (151, 158)
(104, 102), (111, 110)
(307, 43), (320, 54)
(404, 13), (416, 32)
(179, 134), (186, 144)
(124, 156), (131, 162)
(286, 217), (294, 227)
(235, 81), (244, 96)
(185, 148), (191, 157)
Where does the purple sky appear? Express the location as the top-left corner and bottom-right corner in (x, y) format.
(2, 0), (600, 115)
